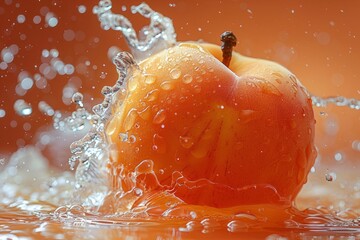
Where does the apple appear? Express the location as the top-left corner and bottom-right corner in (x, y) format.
(105, 38), (316, 208)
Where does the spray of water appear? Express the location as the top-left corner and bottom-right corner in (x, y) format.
(93, 0), (176, 61)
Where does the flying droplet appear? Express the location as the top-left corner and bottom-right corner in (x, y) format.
(334, 152), (343, 161)
(14, 99), (32, 116)
(72, 92), (84, 107)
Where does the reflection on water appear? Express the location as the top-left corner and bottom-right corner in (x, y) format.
(1, 0), (360, 239)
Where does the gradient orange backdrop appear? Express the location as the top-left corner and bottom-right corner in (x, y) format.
(0, 0), (359, 169)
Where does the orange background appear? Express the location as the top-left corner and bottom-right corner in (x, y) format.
(0, 0), (359, 168)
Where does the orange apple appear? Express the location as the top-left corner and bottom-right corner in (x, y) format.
(105, 41), (316, 208)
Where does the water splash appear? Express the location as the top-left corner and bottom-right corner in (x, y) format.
(93, 0), (176, 61)
(66, 52), (139, 209)
(311, 95), (360, 110)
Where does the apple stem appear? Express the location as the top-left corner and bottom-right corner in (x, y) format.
(221, 31), (237, 68)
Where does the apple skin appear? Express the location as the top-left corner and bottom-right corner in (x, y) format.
(106, 42), (316, 208)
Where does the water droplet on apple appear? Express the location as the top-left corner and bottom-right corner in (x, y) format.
(145, 74), (156, 84)
(124, 108), (138, 131)
(179, 136), (194, 149)
(193, 85), (201, 93)
(144, 89), (159, 102)
(275, 79), (282, 84)
(128, 76), (138, 92)
(170, 68), (181, 79)
(160, 81), (175, 90)
(138, 106), (151, 120)
(153, 133), (166, 153)
(195, 76), (203, 83)
(135, 160), (154, 175)
(129, 134), (137, 143)
(182, 57), (190, 62)
(182, 74), (193, 84)
(153, 109), (166, 124)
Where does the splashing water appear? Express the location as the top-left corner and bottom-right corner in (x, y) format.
(1, 1), (360, 239)
(93, 0), (176, 61)
(312, 95), (360, 110)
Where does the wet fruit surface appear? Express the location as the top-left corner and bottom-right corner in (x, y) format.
(106, 43), (317, 207)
